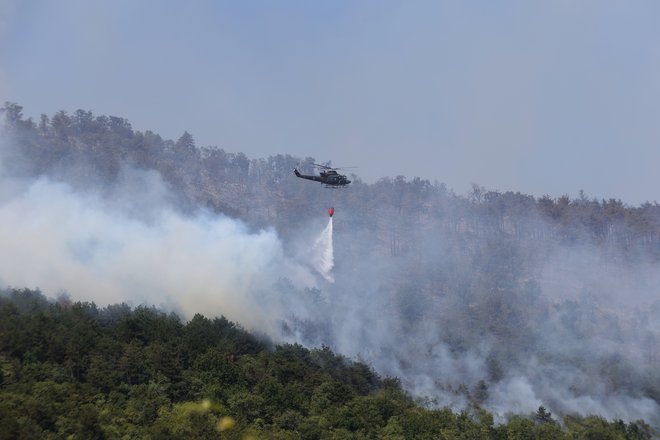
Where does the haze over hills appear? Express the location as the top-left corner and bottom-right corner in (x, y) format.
(1, 103), (660, 432)
(4, 2), (660, 205)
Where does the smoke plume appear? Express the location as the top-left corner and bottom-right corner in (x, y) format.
(0, 169), (317, 335)
(287, 213), (660, 427)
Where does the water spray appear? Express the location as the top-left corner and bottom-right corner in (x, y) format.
(311, 207), (335, 282)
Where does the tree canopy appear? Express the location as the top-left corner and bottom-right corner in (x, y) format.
(0, 289), (654, 439)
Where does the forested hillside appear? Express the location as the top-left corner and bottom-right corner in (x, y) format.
(0, 289), (654, 439)
(1, 103), (660, 434)
(2, 102), (659, 247)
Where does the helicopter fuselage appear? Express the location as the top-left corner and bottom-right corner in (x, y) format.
(294, 169), (351, 187)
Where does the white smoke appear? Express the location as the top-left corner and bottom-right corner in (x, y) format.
(0, 168), (317, 335)
(280, 203), (660, 428)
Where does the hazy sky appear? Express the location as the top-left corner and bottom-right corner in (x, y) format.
(2, 0), (660, 204)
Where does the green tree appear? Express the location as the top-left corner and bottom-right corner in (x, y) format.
(507, 416), (535, 440)
(534, 406), (555, 425)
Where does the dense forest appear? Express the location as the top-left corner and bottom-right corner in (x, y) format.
(1, 103), (660, 436)
(0, 288), (654, 439)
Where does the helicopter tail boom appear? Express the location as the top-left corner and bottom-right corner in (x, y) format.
(293, 168), (324, 183)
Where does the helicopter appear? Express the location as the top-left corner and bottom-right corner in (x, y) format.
(293, 163), (354, 187)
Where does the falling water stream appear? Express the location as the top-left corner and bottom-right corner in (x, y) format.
(312, 217), (334, 282)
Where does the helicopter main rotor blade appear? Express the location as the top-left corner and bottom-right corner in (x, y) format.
(312, 163), (359, 170)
